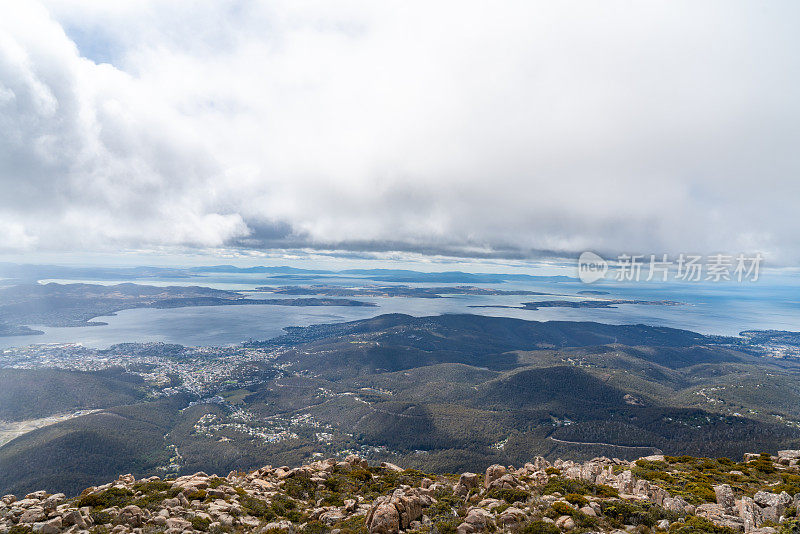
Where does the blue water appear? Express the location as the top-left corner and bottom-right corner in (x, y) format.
(1, 274), (798, 349)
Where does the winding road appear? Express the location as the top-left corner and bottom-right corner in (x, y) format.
(547, 436), (663, 454)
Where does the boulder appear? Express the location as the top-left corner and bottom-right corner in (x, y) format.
(777, 450), (800, 460)
(41, 494), (64, 511)
(345, 455), (367, 468)
(454, 472), (479, 496)
(367, 501), (400, 534)
(344, 499), (357, 513)
(650, 486), (670, 506)
(739, 496), (762, 533)
(580, 462), (604, 482)
(62, 510), (86, 528)
(563, 466), (582, 479)
(634, 479), (651, 497)
(580, 505), (596, 517)
(457, 508), (493, 534)
(695, 502), (744, 531)
(662, 496), (689, 513)
(753, 491), (791, 509)
(118, 505), (144, 527)
(459, 473), (479, 490)
(715, 484), (736, 511)
(486, 473), (520, 490)
(20, 508), (47, 523)
(753, 491), (792, 524)
(484, 465), (507, 489)
(260, 520), (295, 533)
(380, 462), (404, 473)
(555, 515), (575, 530)
(497, 506), (526, 525)
(365, 487), (432, 533)
(616, 470), (635, 494)
(319, 509), (347, 526)
(165, 517), (191, 530)
(33, 517), (62, 534)
(523, 457), (550, 472)
(464, 508), (491, 527)
(162, 498), (180, 509)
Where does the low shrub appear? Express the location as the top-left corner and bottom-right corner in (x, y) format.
(433, 516), (462, 534)
(518, 520), (560, 534)
(684, 483), (717, 503)
(752, 453), (776, 474)
(284, 474), (316, 500)
(669, 516), (735, 534)
(191, 516), (211, 531)
(551, 502), (573, 516)
(775, 474), (800, 496)
(333, 514), (369, 534)
(779, 518), (800, 534)
(542, 476), (617, 498)
(601, 500), (674, 528)
(207, 477), (227, 489)
(564, 493), (587, 507)
(90, 510), (113, 525)
(303, 520), (330, 534)
(77, 487), (134, 509)
(240, 494), (276, 520)
(486, 487), (529, 504)
(133, 480), (171, 493)
(637, 459), (669, 471)
(185, 489), (207, 501)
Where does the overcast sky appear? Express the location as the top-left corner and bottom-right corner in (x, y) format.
(1, 1), (799, 265)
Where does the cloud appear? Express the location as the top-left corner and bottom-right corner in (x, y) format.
(1, 1), (799, 263)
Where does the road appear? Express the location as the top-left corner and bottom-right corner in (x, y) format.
(547, 436), (663, 454)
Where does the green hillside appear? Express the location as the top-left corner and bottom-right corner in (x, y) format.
(1, 314), (799, 497)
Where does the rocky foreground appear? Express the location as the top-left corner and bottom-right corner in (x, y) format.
(3, 452), (800, 534)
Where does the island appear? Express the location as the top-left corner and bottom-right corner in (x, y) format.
(469, 299), (682, 310)
(255, 284), (550, 298)
(0, 283), (375, 336)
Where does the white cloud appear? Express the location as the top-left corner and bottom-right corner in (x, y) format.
(1, 1), (799, 262)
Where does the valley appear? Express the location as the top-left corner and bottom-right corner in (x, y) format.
(2, 313), (799, 498)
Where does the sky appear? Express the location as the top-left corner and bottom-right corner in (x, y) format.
(1, 1), (799, 267)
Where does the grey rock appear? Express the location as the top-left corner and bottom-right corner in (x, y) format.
(484, 465), (507, 489)
(715, 484), (736, 511)
(20, 508), (47, 523)
(662, 496), (689, 513)
(62, 510), (86, 528)
(367, 501), (399, 534)
(739, 496), (761, 533)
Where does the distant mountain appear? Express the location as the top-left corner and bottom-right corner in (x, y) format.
(252, 313), (719, 354)
(188, 265), (332, 275)
(0, 261), (577, 284)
